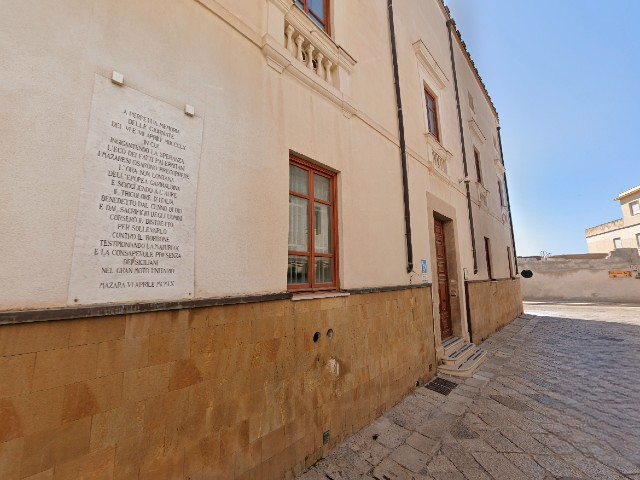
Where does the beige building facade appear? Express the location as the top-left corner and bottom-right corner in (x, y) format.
(586, 185), (640, 253)
(0, 1), (522, 478)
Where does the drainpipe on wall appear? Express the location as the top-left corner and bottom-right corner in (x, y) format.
(447, 19), (478, 274)
(387, 0), (414, 274)
(497, 126), (519, 273)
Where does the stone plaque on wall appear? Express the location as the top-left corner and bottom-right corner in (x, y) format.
(68, 75), (203, 305)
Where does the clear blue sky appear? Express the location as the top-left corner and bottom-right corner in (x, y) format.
(445, 0), (640, 256)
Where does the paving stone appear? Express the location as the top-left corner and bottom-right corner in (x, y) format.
(441, 442), (480, 471)
(390, 445), (430, 473)
(376, 422), (412, 450)
(405, 433), (439, 458)
(581, 443), (640, 475)
(563, 453), (628, 480)
(348, 434), (392, 467)
(455, 438), (495, 453)
(446, 393), (474, 406)
(470, 452), (527, 480)
(429, 472), (465, 480)
(460, 467), (492, 480)
(532, 454), (586, 479)
(480, 430), (522, 453)
(449, 421), (480, 440)
(465, 377), (489, 389)
(371, 458), (415, 480)
(531, 433), (577, 455)
(315, 454), (371, 479)
(499, 427), (550, 455)
(504, 453), (546, 479)
(426, 454), (459, 473)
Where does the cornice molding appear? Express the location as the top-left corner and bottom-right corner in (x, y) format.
(266, 0), (293, 15)
(468, 118), (485, 144)
(413, 39), (449, 90)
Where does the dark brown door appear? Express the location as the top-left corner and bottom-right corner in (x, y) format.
(434, 219), (452, 338)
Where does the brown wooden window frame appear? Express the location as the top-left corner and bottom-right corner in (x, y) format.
(474, 148), (483, 184)
(288, 156), (339, 292)
(295, 0), (331, 35)
(484, 236), (493, 280)
(424, 88), (440, 142)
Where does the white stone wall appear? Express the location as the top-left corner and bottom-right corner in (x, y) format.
(519, 249), (640, 303)
(0, 0), (517, 311)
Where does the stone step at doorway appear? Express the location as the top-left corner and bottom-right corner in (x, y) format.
(438, 336), (487, 378)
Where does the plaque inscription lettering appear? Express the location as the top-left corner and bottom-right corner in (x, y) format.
(68, 75), (203, 304)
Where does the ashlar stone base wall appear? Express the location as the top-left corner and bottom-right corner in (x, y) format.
(466, 278), (523, 344)
(0, 286), (434, 479)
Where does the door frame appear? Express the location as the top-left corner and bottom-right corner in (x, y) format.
(426, 194), (469, 358)
(434, 218), (453, 339)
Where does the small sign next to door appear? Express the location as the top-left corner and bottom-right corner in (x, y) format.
(421, 259), (428, 281)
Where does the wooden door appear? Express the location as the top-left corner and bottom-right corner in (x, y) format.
(434, 219), (452, 338)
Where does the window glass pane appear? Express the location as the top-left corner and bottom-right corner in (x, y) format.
(314, 174), (330, 201)
(614, 238), (622, 249)
(290, 165), (308, 195)
(309, 0), (324, 19)
(315, 257), (332, 284)
(288, 255), (309, 284)
(295, 0), (304, 9)
(631, 201), (640, 215)
(289, 195), (308, 251)
(314, 202), (331, 253)
(427, 111), (436, 134)
(426, 96), (434, 110)
(636, 233), (640, 247)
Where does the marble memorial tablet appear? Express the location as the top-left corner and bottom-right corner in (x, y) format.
(68, 75), (203, 305)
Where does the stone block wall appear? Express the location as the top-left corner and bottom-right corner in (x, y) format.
(0, 286), (434, 479)
(466, 278), (523, 344)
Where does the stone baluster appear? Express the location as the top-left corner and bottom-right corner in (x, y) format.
(315, 52), (324, 79)
(324, 60), (333, 83)
(285, 26), (295, 55)
(305, 44), (315, 70)
(295, 35), (305, 62)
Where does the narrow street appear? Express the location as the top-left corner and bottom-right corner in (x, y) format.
(298, 303), (640, 479)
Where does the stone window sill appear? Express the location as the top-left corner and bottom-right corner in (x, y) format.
(291, 291), (350, 301)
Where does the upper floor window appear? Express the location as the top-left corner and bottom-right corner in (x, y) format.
(498, 180), (505, 207)
(474, 148), (482, 184)
(636, 233), (640, 248)
(425, 88), (440, 141)
(288, 156), (337, 291)
(613, 237), (622, 249)
(295, 0), (330, 34)
(630, 200), (640, 216)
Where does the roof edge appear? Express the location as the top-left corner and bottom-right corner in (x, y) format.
(614, 184), (640, 201)
(437, 0), (500, 122)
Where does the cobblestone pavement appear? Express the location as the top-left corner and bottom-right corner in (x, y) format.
(297, 303), (640, 479)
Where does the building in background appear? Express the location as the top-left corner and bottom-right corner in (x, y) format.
(0, 1), (521, 478)
(586, 185), (640, 253)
